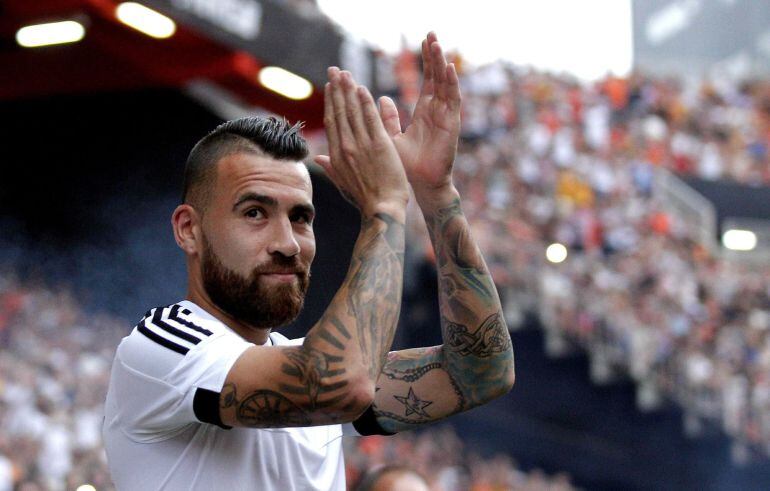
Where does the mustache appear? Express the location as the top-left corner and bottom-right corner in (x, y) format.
(250, 256), (310, 276)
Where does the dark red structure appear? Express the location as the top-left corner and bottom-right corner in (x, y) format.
(0, 0), (325, 127)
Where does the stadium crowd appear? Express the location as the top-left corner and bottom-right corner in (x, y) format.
(0, 276), (571, 489)
(391, 62), (770, 459)
(344, 426), (575, 490)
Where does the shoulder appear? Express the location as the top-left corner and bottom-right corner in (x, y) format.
(117, 301), (245, 380)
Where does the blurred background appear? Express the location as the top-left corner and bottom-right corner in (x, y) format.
(1, 0), (770, 489)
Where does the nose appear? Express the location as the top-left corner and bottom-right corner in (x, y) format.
(267, 217), (301, 258)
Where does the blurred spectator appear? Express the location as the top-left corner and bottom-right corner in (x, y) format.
(354, 464), (429, 491)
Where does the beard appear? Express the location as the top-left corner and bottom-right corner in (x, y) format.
(200, 234), (310, 329)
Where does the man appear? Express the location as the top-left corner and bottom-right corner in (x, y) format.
(103, 33), (514, 490)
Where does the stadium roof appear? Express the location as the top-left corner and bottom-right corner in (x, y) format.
(1, 0), (333, 127)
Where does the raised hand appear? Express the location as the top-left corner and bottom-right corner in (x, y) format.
(314, 67), (409, 217)
(379, 32), (462, 199)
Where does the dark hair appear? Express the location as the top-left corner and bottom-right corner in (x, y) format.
(181, 116), (308, 210)
(354, 465), (428, 491)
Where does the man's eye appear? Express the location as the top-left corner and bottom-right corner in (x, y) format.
(292, 214), (313, 225)
(245, 208), (265, 219)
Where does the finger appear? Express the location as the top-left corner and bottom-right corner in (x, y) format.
(323, 81), (343, 164)
(341, 71), (369, 142)
(378, 96), (401, 137)
(421, 38), (433, 88)
(414, 38), (434, 114)
(431, 41), (448, 101)
(356, 86), (386, 140)
(446, 63), (461, 110)
(330, 70), (355, 150)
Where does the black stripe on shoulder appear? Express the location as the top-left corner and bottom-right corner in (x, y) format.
(169, 304), (213, 336)
(137, 320), (189, 355)
(150, 308), (204, 345)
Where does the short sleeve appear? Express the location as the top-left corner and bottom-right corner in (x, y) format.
(111, 328), (252, 443)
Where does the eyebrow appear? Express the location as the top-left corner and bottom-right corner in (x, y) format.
(232, 192), (315, 217)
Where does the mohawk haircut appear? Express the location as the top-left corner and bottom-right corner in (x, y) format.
(181, 116), (308, 211)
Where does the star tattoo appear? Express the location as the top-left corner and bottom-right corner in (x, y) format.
(393, 387), (433, 418)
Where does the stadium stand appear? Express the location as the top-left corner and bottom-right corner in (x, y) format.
(394, 62), (770, 461)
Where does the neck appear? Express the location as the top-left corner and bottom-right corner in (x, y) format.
(187, 286), (272, 346)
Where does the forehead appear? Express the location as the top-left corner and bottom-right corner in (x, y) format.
(213, 151), (312, 205)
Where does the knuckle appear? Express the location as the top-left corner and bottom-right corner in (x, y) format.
(323, 115), (335, 128)
(341, 144), (357, 160)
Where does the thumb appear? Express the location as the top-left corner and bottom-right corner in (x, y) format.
(313, 154), (331, 168)
(313, 155), (337, 182)
(378, 96), (401, 137)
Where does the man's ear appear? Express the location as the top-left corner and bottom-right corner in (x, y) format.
(172, 204), (200, 255)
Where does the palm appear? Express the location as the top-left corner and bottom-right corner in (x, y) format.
(381, 34), (461, 192)
(395, 95), (459, 187)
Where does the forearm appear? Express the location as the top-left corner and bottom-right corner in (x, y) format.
(419, 186), (515, 405)
(300, 205), (406, 402)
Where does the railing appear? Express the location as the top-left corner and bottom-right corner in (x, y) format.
(653, 167), (718, 253)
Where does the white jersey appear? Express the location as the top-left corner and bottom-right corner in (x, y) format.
(103, 300), (349, 491)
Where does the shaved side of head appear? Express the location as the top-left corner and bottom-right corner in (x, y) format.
(182, 117), (308, 213)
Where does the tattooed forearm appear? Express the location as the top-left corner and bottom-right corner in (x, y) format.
(425, 197), (515, 406)
(346, 212), (405, 378)
(372, 347), (466, 432)
(220, 383), (313, 427)
(445, 312), (512, 358)
(279, 342), (347, 410)
(380, 350), (464, 412)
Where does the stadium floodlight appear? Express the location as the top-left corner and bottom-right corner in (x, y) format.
(546, 243), (568, 264)
(16, 20), (85, 48)
(722, 229), (757, 251)
(258, 66), (314, 100)
(116, 2), (176, 39)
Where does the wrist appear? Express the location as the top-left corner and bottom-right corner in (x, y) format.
(413, 183), (461, 215)
(362, 200), (408, 224)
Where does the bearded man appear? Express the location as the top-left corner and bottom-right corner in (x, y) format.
(103, 33), (514, 491)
